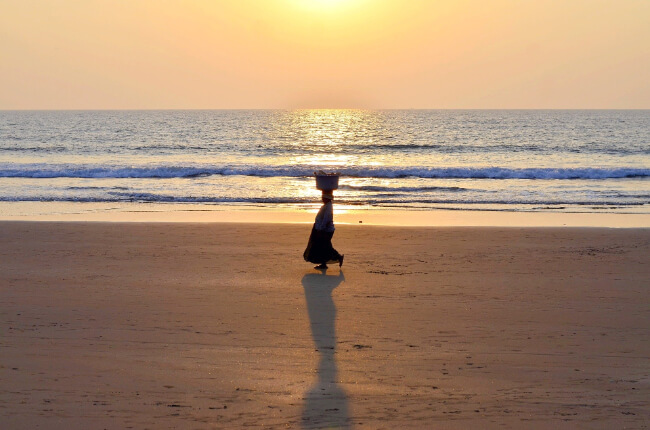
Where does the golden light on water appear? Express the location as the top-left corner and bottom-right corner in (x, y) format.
(284, 109), (385, 167)
(281, 109), (386, 209)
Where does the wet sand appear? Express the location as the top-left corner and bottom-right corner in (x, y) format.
(2, 201), (649, 228)
(1, 222), (649, 429)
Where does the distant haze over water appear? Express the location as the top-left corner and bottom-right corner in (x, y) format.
(0, 110), (648, 214)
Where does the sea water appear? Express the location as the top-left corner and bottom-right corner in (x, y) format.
(0, 110), (648, 215)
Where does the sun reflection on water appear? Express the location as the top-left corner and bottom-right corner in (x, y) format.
(281, 109), (385, 147)
(278, 109), (387, 205)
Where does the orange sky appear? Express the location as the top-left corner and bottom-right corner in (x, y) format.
(1, 0), (648, 109)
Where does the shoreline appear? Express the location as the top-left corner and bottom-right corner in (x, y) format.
(0, 202), (648, 227)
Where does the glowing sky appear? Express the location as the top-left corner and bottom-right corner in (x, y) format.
(1, 0), (648, 109)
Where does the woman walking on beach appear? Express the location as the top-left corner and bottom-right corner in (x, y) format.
(304, 191), (344, 269)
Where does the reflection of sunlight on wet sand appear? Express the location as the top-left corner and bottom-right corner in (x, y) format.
(304, 204), (360, 215)
(4, 202), (647, 227)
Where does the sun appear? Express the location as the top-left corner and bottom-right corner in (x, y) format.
(312, 0), (348, 5)
(291, 0), (358, 13)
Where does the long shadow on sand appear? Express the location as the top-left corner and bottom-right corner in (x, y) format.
(301, 269), (350, 429)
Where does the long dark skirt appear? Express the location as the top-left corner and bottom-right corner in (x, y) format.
(303, 227), (342, 264)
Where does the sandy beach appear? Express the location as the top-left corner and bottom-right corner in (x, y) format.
(1, 222), (648, 429)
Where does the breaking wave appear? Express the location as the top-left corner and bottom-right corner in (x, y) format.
(1, 164), (648, 180)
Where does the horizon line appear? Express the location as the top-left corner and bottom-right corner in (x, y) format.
(2, 108), (649, 112)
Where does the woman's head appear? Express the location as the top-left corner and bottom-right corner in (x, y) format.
(321, 191), (333, 202)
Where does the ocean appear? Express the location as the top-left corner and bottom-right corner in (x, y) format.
(0, 109), (648, 216)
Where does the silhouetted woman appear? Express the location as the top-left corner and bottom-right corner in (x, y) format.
(303, 191), (344, 269)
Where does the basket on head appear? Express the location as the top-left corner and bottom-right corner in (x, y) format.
(314, 171), (340, 191)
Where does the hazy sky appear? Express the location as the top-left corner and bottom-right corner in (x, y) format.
(1, 0), (648, 109)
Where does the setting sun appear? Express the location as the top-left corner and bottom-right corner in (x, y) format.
(304, 0), (349, 6)
(291, 0), (363, 12)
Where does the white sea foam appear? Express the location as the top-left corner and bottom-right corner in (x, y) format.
(0, 192), (645, 207)
(0, 163), (648, 180)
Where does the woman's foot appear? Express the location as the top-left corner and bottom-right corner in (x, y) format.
(339, 254), (344, 267)
(314, 264), (328, 270)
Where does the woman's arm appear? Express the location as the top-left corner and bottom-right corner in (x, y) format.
(316, 202), (334, 232)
